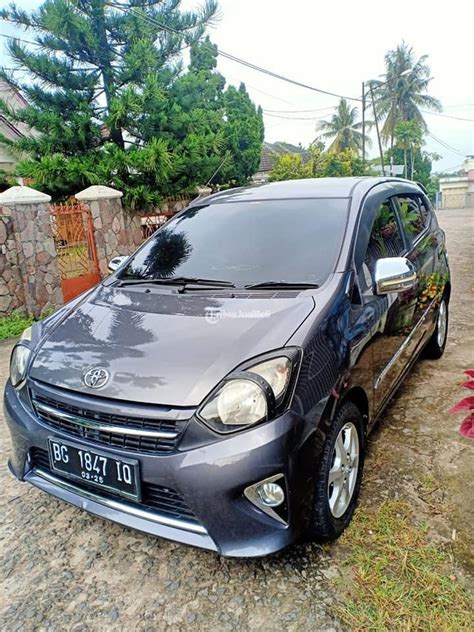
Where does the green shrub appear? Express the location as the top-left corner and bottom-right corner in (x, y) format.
(0, 312), (34, 341)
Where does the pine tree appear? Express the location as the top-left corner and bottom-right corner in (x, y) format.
(170, 41), (264, 190)
(116, 36), (264, 194)
(220, 83), (264, 186)
(0, 0), (218, 207)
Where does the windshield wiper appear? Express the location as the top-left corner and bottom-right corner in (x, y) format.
(118, 276), (236, 288)
(244, 281), (320, 290)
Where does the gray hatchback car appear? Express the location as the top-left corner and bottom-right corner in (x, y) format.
(5, 177), (450, 557)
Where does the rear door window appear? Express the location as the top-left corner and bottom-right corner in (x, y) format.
(396, 195), (430, 244)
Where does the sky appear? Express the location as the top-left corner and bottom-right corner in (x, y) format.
(1, 0), (473, 173)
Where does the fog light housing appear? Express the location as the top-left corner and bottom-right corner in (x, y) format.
(257, 482), (285, 507)
(244, 474), (288, 525)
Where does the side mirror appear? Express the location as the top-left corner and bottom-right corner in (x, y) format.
(374, 257), (417, 295)
(108, 255), (129, 273)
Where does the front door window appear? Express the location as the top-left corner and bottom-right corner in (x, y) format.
(359, 200), (403, 296)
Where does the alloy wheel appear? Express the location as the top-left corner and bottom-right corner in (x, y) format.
(437, 300), (448, 349)
(327, 422), (360, 518)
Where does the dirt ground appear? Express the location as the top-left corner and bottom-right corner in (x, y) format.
(1, 207), (472, 631)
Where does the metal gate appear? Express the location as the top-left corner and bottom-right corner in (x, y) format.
(50, 203), (101, 302)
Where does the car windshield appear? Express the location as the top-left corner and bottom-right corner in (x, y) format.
(119, 198), (349, 287)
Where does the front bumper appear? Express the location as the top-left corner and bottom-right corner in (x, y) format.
(4, 382), (315, 557)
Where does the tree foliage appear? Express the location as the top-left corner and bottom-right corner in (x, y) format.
(121, 37), (264, 195)
(386, 144), (439, 198)
(377, 118), (441, 198)
(219, 83), (264, 186)
(393, 120), (423, 178)
(316, 98), (371, 154)
(269, 146), (366, 182)
(0, 1), (263, 207)
(371, 42), (442, 147)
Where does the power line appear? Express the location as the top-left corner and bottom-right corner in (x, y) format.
(4, 5), (470, 125)
(108, 2), (362, 102)
(225, 74), (297, 106)
(263, 111), (333, 121)
(434, 162), (464, 174)
(1, 65), (94, 74)
(421, 109), (474, 123)
(442, 103), (474, 110)
(0, 33), (43, 47)
(427, 133), (466, 157)
(263, 105), (337, 114)
(217, 51), (362, 102)
(430, 134), (466, 155)
(428, 134), (463, 155)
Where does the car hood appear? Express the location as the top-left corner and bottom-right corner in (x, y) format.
(29, 285), (316, 407)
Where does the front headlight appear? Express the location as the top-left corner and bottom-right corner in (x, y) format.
(198, 351), (300, 433)
(20, 326), (32, 342)
(248, 357), (291, 403)
(10, 343), (32, 387)
(200, 377), (270, 428)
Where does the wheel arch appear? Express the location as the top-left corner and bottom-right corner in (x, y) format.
(339, 386), (370, 428)
(444, 280), (451, 303)
(318, 385), (371, 434)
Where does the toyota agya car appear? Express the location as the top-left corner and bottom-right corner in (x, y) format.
(5, 177), (450, 558)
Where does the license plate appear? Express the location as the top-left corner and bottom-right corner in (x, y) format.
(47, 438), (141, 501)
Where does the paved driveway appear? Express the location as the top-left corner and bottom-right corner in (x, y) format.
(1, 208), (472, 631)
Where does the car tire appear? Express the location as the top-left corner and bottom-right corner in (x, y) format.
(309, 402), (365, 543)
(423, 298), (448, 360)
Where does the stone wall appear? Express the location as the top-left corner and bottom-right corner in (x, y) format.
(0, 186), (63, 318)
(76, 186), (144, 275)
(88, 196), (131, 276)
(154, 196), (193, 216)
(12, 201), (63, 317)
(0, 206), (25, 315)
(0, 184), (202, 318)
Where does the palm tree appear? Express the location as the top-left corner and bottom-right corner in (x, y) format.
(371, 42), (442, 149)
(316, 98), (371, 153)
(394, 120), (423, 178)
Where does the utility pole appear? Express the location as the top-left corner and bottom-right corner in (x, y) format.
(362, 82), (366, 166)
(369, 83), (385, 176)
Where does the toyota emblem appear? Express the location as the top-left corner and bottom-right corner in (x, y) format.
(83, 367), (110, 389)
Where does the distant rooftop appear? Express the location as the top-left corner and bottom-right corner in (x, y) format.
(256, 141), (309, 174)
(372, 165), (405, 176)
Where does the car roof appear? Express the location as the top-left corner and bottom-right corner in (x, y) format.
(191, 177), (420, 206)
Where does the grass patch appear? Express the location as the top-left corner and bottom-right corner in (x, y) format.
(0, 312), (34, 341)
(333, 500), (473, 631)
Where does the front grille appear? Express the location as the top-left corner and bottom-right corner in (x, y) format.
(30, 447), (200, 525)
(30, 391), (181, 454)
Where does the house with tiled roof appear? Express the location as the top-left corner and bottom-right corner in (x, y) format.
(252, 141), (309, 183)
(0, 80), (31, 173)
